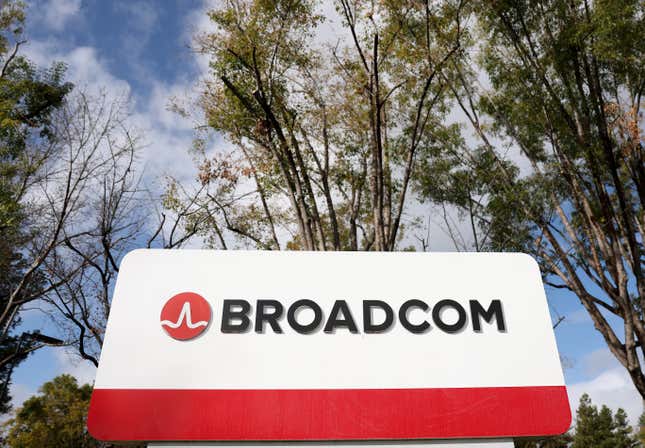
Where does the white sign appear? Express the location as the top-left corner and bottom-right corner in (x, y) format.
(88, 250), (570, 442)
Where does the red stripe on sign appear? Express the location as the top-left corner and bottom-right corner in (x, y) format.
(88, 386), (571, 441)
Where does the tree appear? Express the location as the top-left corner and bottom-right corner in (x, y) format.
(0, 84), (147, 371)
(1, 374), (145, 447)
(4, 88), (203, 368)
(173, 0), (465, 251)
(0, 0), (71, 412)
(31, 91), (146, 366)
(571, 393), (637, 448)
(0, 0), (201, 397)
(2, 374), (96, 448)
(514, 394), (638, 448)
(637, 411), (645, 446)
(614, 408), (639, 448)
(417, 0), (645, 397)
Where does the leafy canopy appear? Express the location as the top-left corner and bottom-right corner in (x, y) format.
(2, 375), (96, 448)
(0, 0), (71, 414)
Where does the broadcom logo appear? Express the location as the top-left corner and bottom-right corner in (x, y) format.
(160, 292), (211, 340)
(160, 296), (506, 340)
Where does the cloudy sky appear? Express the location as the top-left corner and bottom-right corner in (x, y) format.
(9, 0), (643, 430)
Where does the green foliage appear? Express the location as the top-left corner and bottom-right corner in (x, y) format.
(614, 408), (639, 448)
(0, 0), (71, 414)
(2, 375), (97, 448)
(413, 0), (645, 396)
(515, 394), (639, 448)
(185, 0), (464, 251)
(2, 375), (145, 448)
(0, 0), (71, 233)
(572, 394), (638, 448)
(467, 0), (643, 254)
(638, 412), (645, 445)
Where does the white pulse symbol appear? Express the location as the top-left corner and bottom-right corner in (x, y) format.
(161, 302), (209, 329)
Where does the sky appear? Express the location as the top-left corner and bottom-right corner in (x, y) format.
(8, 0), (643, 430)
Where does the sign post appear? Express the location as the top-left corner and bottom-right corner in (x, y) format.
(148, 441), (515, 448)
(88, 250), (570, 444)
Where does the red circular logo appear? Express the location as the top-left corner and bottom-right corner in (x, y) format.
(160, 292), (212, 340)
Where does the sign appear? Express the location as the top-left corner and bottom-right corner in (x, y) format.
(88, 250), (570, 442)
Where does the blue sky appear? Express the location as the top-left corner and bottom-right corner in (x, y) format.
(9, 0), (643, 427)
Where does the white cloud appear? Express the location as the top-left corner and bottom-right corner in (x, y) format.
(53, 349), (97, 386)
(146, 81), (196, 133)
(568, 349), (643, 425)
(565, 308), (592, 325)
(24, 41), (131, 97)
(183, 0), (217, 76)
(8, 383), (35, 410)
(23, 36), (199, 184)
(582, 348), (617, 376)
(65, 47), (132, 95)
(32, 0), (82, 32)
(115, 0), (158, 31)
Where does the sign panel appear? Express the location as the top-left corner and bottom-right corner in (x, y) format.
(88, 250), (570, 442)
